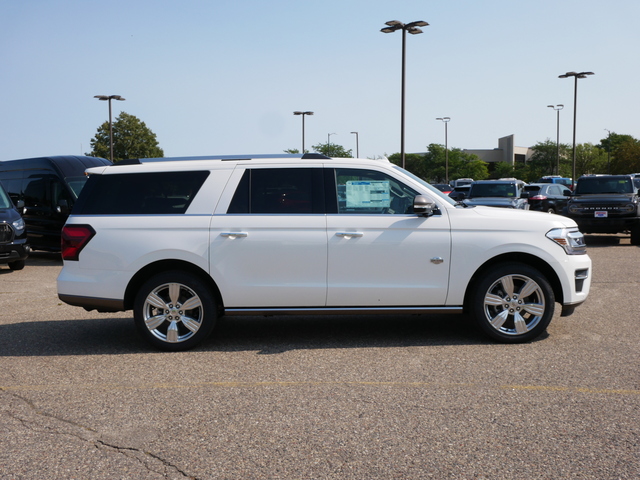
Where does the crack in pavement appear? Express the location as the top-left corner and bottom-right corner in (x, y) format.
(2, 389), (200, 479)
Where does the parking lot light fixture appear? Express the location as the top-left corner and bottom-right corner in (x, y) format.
(351, 132), (359, 158)
(558, 71), (594, 185)
(547, 104), (564, 175)
(436, 117), (451, 183)
(381, 20), (429, 169)
(293, 111), (313, 153)
(94, 95), (125, 162)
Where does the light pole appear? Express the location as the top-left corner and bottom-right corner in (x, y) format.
(547, 104), (564, 175)
(604, 128), (611, 174)
(94, 95), (125, 162)
(351, 131), (359, 158)
(381, 20), (429, 169)
(436, 117), (450, 183)
(558, 71), (594, 186)
(293, 111), (313, 153)
(327, 133), (336, 157)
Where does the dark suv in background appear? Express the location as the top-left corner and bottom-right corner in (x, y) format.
(566, 175), (640, 245)
(0, 181), (29, 270)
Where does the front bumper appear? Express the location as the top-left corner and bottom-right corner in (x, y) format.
(0, 242), (30, 264)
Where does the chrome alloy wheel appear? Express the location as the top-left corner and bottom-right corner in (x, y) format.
(482, 273), (546, 336)
(142, 282), (204, 343)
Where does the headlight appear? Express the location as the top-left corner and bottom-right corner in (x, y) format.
(12, 217), (25, 235)
(620, 204), (636, 213)
(546, 227), (587, 255)
(568, 204), (581, 214)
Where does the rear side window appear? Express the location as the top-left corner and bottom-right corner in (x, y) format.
(228, 168), (324, 214)
(74, 171), (210, 215)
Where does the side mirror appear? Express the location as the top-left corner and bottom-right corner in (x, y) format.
(414, 195), (436, 216)
(57, 199), (70, 214)
(15, 199), (25, 209)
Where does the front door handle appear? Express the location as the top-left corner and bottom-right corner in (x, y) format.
(335, 232), (364, 237)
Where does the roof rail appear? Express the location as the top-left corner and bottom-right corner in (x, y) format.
(116, 153), (333, 164)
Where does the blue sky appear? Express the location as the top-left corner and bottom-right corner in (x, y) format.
(1, 0), (638, 161)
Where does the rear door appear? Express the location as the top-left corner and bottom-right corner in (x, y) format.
(211, 166), (328, 308)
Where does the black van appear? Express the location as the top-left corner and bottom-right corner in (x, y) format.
(0, 180), (30, 269)
(0, 156), (111, 251)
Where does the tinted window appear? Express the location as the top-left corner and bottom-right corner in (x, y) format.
(75, 171), (210, 215)
(469, 183), (516, 198)
(228, 168), (324, 214)
(335, 168), (418, 214)
(576, 177), (633, 195)
(0, 183), (12, 209)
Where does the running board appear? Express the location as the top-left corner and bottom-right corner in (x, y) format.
(224, 306), (463, 316)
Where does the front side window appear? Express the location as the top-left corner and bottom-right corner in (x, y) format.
(335, 168), (419, 215)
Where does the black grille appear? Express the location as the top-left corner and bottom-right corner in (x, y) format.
(0, 223), (14, 244)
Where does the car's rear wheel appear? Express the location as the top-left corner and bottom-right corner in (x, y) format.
(546, 207), (556, 214)
(470, 263), (554, 343)
(134, 271), (217, 351)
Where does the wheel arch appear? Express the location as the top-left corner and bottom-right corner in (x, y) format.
(463, 252), (563, 314)
(124, 259), (223, 314)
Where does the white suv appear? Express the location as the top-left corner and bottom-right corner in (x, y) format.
(57, 154), (591, 351)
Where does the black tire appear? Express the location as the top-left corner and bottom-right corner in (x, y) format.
(134, 271), (217, 351)
(630, 225), (640, 246)
(546, 207), (556, 214)
(470, 263), (555, 343)
(8, 260), (25, 271)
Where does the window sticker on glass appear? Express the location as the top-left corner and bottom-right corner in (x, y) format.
(346, 181), (391, 208)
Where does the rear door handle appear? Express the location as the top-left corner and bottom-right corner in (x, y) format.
(220, 232), (248, 238)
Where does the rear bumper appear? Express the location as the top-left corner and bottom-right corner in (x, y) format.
(58, 293), (125, 312)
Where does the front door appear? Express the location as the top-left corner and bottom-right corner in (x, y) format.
(326, 167), (451, 307)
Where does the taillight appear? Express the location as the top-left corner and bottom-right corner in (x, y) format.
(530, 195), (547, 200)
(61, 224), (95, 261)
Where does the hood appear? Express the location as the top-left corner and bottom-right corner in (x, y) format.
(459, 204), (579, 230)
(569, 193), (637, 204)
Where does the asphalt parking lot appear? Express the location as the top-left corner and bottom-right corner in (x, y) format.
(1, 235), (638, 480)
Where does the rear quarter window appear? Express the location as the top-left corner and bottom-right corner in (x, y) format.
(73, 171), (210, 215)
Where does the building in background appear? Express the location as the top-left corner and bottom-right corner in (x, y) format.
(462, 135), (533, 165)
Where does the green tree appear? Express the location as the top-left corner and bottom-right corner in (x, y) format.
(389, 144), (488, 183)
(574, 143), (608, 177)
(528, 139), (571, 180)
(611, 137), (640, 173)
(88, 112), (164, 162)
(598, 133), (640, 174)
(311, 142), (353, 158)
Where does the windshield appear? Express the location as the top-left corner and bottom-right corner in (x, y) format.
(575, 177), (633, 195)
(469, 183), (517, 198)
(0, 184), (13, 209)
(392, 165), (458, 206)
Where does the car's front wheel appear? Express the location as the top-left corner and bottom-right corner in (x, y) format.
(470, 263), (554, 343)
(134, 271), (217, 351)
(8, 260), (25, 271)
